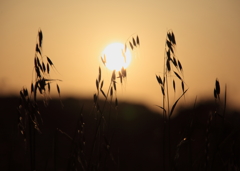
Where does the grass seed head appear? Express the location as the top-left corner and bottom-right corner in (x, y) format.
(122, 49), (127, 63)
(171, 32), (176, 45)
(161, 86), (165, 96)
(96, 79), (99, 90)
(42, 62), (46, 73)
(110, 86), (113, 97)
(31, 83), (34, 93)
(98, 66), (101, 82)
(48, 82), (50, 93)
(113, 81), (117, 91)
(129, 41), (133, 50)
(178, 60), (183, 71)
(172, 57), (177, 67)
(174, 71), (182, 80)
(101, 89), (107, 98)
(166, 59), (171, 72)
(181, 81), (185, 92)
(214, 89), (217, 99)
(215, 79), (220, 95)
(173, 79), (176, 92)
(101, 55), (106, 65)
(156, 75), (163, 85)
(132, 37), (136, 47)
(100, 80), (104, 89)
(111, 70), (116, 81)
(118, 71), (123, 83)
(136, 35), (140, 46)
(167, 31), (176, 45)
(166, 40), (173, 53)
(121, 67), (127, 78)
(47, 63), (50, 74)
(38, 29), (43, 48)
(47, 57), (53, 66)
(35, 66), (41, 78)
(166, 49), (171, 60)
(56, 84), (60, 96)
(35, 44), (41, 55)
(167, 32), (172, 42)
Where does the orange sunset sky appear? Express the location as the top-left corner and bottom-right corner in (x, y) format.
(1, 0), (240, 111)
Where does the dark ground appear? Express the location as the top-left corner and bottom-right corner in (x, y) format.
(0, 96), (239, 171)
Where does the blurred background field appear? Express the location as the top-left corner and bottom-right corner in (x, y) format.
(1, 96), (239, 171)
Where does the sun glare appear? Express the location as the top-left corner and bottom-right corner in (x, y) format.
(101, 43), (131, 71)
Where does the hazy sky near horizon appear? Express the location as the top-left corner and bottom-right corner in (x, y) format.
(1, 0), (240, 111)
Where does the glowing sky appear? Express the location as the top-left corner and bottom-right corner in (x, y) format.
(1, 0), (240, 111)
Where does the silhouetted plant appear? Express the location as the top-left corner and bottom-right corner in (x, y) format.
(17, 29), (61, 171)
(88, 35), (140, 170)
(156, 30), (188, 171)
(67, 35), (140, 171)
(203, 79), (232, 170)
(14, 28), (240, 171)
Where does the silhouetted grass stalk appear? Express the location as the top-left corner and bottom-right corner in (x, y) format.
(156, 30), (188, 170)
(17, 29), (61, 171)
(87, 37), (140, 170)
(210, 80), (228, 170)
(88, 71), (114, 169)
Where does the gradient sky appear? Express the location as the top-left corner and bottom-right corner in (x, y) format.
(1, 0), (240, 111)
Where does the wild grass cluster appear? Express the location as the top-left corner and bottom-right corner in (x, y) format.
(8, 29), (240, 171)
(17, 29), (62, 171)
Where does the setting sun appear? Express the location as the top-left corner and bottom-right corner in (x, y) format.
(101, 43), (131, 71)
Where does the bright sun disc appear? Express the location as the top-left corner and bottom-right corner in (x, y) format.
(101, 43), (131, 71)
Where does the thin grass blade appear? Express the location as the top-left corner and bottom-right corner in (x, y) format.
(100, 80), (104, 89)
(115, 98), (118, 108)
(181, 81), (185, 92)
(155, 105), (166, 113)
(169, 89), (188, 117)
(93, 93), (97, 104)
(56, 84), (60, 96)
